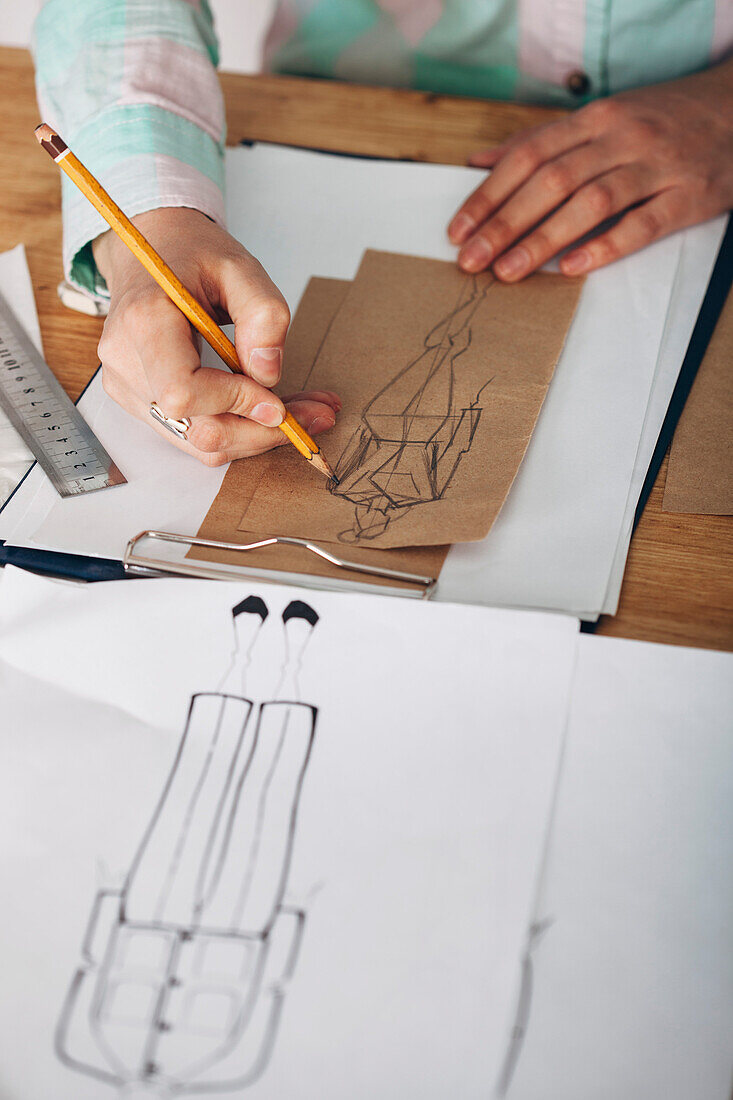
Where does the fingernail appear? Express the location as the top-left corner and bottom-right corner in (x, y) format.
(458, 236), (493, 272)
(309, 414), (335, 434)
(448, 212), (477, 244)
(249, 347), (282, 384)
(251, 402), (284, 427)
(494, 246), (530, 281)
(561, 249), (590, 275)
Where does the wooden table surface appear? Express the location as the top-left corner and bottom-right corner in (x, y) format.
(1, 46), (731, 651)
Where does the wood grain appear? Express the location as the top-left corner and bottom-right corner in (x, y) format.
(2, 46), (730, 650)
(220, 70), (564, 163)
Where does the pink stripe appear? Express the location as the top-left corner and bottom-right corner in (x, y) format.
(154, 155), (226, 227)
(377, 0), (444, 46)
(263, 1), (310, 69)
(118, 37), (225, 144)
(712, 0), (733, 61)
(518, 0), (586, 86)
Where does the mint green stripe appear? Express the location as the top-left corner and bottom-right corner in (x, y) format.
(588, 0), (717, 94)
(411, 2), (519, 101)
(34, 0), (217, 86)
(65, 104), (224, 186)
(36, 0), (216, 51)
(413, 58), (517, 100)
(271, 0), (379, 76)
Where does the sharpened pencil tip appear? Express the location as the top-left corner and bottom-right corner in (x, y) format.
(310, 450), (336, 481)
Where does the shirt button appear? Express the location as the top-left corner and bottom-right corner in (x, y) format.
(565, 70), (591, 97)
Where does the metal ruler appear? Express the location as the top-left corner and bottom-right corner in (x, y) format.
(0, 291), (126, 497)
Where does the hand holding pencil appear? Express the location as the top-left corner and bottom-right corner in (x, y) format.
(36, 124), (339, 477)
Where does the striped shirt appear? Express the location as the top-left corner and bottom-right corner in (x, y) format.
(33, 0), (733, 304)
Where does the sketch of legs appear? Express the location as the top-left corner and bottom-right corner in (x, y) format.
(331, 275), (494, 542)
(217, 595), (269, 697)
(56, 598), (320, 1096)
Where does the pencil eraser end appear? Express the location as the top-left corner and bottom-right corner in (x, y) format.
(35, 124), (67, 159)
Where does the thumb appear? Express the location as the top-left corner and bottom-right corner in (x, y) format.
(219, 253), (291, 387)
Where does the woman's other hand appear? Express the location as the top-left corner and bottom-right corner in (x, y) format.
(448, 61), (733, 281)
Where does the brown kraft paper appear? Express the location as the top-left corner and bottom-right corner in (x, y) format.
(237, 250), (583, 549)
(191, 273), (449, 588)
(663, 286), (733, 515)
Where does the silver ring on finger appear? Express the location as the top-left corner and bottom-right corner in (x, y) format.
(149, 401), (192, 441)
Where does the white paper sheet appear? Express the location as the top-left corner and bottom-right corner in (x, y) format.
(1, 147), (722, 618)
(0, 572), (578, 1099)
(600, 215), (727, 616)
(508, 635), (733, 1100)
(0, 245), (38, 511)
(436, 229), (680, 616)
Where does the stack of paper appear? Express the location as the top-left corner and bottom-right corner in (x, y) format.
(0, 148), (726, 617)
(0, 567), (730, 1098)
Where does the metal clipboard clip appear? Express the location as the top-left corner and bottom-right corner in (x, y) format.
(123, 530), (437, 598)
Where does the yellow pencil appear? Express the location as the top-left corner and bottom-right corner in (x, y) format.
(35, 122), (335, 481)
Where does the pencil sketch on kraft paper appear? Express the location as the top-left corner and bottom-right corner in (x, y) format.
(55, 596), (320, 1097)
(211, 251), (583, 553)
(330, 275), (494, 544)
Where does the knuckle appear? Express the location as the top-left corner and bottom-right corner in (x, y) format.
(627, 118), (658, 147)
(227, 381), (259, 418)
(463, 188), (491, 222)
(511, 141), (541, 176)
(593, 234), (621, 265)
(248, 295), (290, 333)
(584, 97), (624, 130)
(582, 180), (615, 218)
(219, 248), (256, 284)
(156, 382), (196, 420)
(523, 227), (552, 262)
(698, 171), (722, 205)
(191, 420), (225, 454)
(462, 199), (484, 225)
(200, 450), (230, 468)
(541, 161), (574, 197)
(635, 207), (660, 241)
(483, 215), (514, 251)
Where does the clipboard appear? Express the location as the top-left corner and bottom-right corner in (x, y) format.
(123, 529), (437, 597)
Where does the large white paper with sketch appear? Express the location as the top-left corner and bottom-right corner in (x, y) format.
(0, 562), (576, 733)
(0, 245), (37, 511)
(508, 635), (733, 1100)
(0, 568), (579, 1099)
(1, 147), (723, 616)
